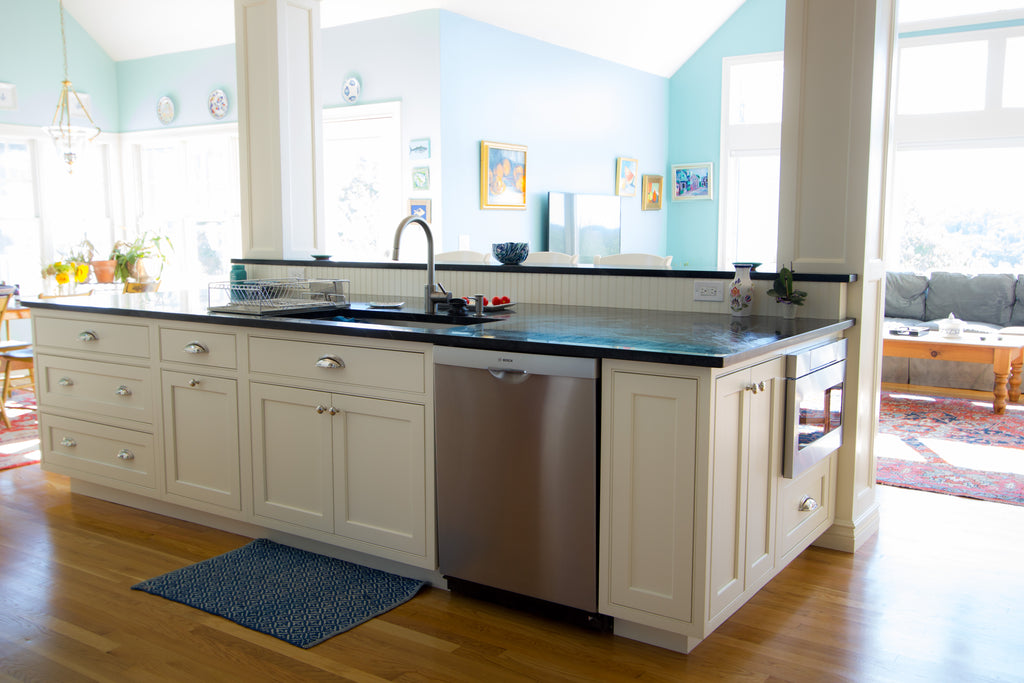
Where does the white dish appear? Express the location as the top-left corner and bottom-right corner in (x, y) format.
(208, 89), (229, 119)
(368, 301), (404, 309)
(157, 96), (175, 124)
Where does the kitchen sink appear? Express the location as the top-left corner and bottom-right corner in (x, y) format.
(283, 307), (501, 329)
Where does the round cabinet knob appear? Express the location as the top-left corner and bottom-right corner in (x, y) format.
(328, 406), (340, 416)
(187, 379), (200, 387)
(58, 377), (74, 387)
(78, 330), (98, 342)
(115, 385), (133, 397)
(748, 383), (758, 395)
(798, 496), (820, 512)
(184, 342), (209, 355)
(315, 404), (328, 414)
(60, 437), (77, 448)
(758, 381), (767, 392)
(116, 449), (135, 461)
(314, 355), (345, 369)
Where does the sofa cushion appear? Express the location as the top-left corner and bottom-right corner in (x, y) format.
(1009, 276), (1024, 326)
(924, 272), (1016, 326)
(884, 272), (929, 320)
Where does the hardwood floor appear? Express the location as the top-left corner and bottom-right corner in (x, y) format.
(2, 466), (1022, 683)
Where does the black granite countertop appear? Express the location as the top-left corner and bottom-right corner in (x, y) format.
(23, 291), (854, 368)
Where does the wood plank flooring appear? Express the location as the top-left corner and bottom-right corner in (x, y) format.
(2, 466), (1023, 682)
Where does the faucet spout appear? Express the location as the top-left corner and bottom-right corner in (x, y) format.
(393, 215), (447, 314)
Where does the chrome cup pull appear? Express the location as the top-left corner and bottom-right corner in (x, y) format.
(187, 379), (200, 387)
(184, 342), (209, 355)
(116, 449), (135, 461)
(60, 437), (77, 448)
(58, 377), (74, 387)
(78, 330), (98, 342)
(798, 496), (820, 512)
(116, 385), (133, 397)
(315, 355), (345, 369)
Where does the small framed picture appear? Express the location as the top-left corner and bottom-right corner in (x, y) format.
(615, 157), (638, 197)
(408, 198), (431, 222)
(480, 140), (527, 210)
(641, 174), (663, 211)
(671, 162), (713, 201)
(412, 166), (430, 191)
(409, 138), (430, 160)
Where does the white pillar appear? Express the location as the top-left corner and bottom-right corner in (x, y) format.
(777, 0), (898, 552)
(234, 0), (325, 259)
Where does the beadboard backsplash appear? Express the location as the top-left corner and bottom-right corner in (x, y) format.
(244, 263), (848, 318)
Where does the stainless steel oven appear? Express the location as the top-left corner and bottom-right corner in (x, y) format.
(783, 339), (847, 479)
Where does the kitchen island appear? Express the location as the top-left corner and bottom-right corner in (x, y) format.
(24, 291), (853, 654)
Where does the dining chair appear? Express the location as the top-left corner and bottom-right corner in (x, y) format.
(0, 347), (34, 429)
(36, 289), (96, 299)
(434, 250), (491, 264)
(593, 253), (673, 269)
(0, 288), (31, 350)
(523, 251), (579, 266)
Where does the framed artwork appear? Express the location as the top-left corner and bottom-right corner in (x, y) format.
(412, 166), (430, 191)
(615, 157), (638, 197)
(641, 174), (663, 211)
(409, 138), (430, 160)
(408, 198), (431, 222)
(480, 140), (527, 210)
(671, 162), (713, 201)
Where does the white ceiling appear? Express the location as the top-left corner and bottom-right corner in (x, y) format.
(61, 0), (745, 78)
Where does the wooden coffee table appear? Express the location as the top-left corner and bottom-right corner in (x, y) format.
(883, 331), (1024, 414)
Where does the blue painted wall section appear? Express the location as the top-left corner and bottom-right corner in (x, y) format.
(666, 0), (785, 269)
(438, 11), (668, 256)
(0, 0), (118, 132)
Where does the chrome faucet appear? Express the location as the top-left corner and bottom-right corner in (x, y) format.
(392, 215), (450, 314)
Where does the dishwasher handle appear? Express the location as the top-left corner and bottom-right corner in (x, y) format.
(487, 367), (531, 384)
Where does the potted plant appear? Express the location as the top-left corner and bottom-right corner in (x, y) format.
(110, 233), (173, 284)
(767, 265), (807, 318)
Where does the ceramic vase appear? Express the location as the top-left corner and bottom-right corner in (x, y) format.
(730, 263), (754, 317)
(781, 301), (798, 319)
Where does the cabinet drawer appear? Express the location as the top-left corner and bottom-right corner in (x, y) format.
(160, 327), (238, 369)
(778, 453), (833, 556)
(248, 337), (425, 394)
(34, 316), (150, 359)
(37, 355), (154, 424)
(41, 414), (155, 489)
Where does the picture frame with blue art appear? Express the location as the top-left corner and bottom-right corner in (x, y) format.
(671, 162), (713, 201)
(408, 198), (431, 222)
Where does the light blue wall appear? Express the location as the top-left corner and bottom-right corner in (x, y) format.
(0, 0), (118, 132)
(666, 0), (785, 269)
(117, 45), (236, 131)
(438, 11), (669, 255)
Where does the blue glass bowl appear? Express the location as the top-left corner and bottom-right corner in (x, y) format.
(492, 242), (529, 265)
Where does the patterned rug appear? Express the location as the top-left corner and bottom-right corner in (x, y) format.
(132, 539), (426, 648)
(877, 392), (1024, 506)
(0, 389), (40, 472)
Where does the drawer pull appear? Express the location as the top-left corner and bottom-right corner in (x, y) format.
(187, 379), (200, 387)
(798, 496), (820, 512)
(78, 330), (98, 342)
(58, 377), (75, 387)
(59, 437), (77, 448)
(115, 385), (133, 397)
(315, 404), (328, 414)
(315, 354), (345, 369)
(329, 406), (340, 416)
(116, 449), (135, 461)
(184, 342), (209, 355)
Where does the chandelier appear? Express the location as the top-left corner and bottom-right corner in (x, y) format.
(45, 0), (100, 172)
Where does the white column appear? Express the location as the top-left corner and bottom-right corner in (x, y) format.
(777, 0), (897, 552)
(234, 0), (325, 259)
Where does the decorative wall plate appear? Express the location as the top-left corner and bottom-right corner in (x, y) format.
(208, 89), (229, 119)
(342, 77), (361, 104)
(157, 96), (175, 124)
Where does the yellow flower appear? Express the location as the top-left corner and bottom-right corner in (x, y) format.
(55, 271), (69, 285)
(74, 263), (89, 283)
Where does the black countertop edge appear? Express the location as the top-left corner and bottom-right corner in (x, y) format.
(23, 297), (855, 369)
(232, 259), (858, 283)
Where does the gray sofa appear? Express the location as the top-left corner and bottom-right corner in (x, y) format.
(883, 271), (1024, 392)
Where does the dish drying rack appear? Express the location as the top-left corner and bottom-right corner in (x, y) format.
(208, 278), (350, 316)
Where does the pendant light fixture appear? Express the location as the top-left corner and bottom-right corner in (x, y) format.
(44, 0), (100, 172)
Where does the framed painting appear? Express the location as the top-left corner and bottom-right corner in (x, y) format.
(480, 141), (527, 210)
(671, 162), (713, 201)
(641, 174), (663, 210)
(409, 138), (430, 160)
(615, 157), (638, 197)
(412, 167), (430, 191)
(408, 198), (431, 222)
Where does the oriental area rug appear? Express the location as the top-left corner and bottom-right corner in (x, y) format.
(876, 391), (1024, 507)
(132, 539), (426, 648)
(0, 389), (40, 472)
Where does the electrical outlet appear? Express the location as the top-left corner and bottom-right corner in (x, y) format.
(694, 280), (724, 302)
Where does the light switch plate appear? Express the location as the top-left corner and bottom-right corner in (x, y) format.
(0, 82), (17, 111)
(694, 280), (724, 301)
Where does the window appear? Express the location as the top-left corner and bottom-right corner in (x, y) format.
(719, 52), (783, 271)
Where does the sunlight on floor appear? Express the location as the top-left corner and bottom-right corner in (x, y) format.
(921, 438), (1024, 475)
(0, 438), (39, 456)
(875, 433), (927, 462)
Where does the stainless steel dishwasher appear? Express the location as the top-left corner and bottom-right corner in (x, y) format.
(434, 347), (599, 613)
